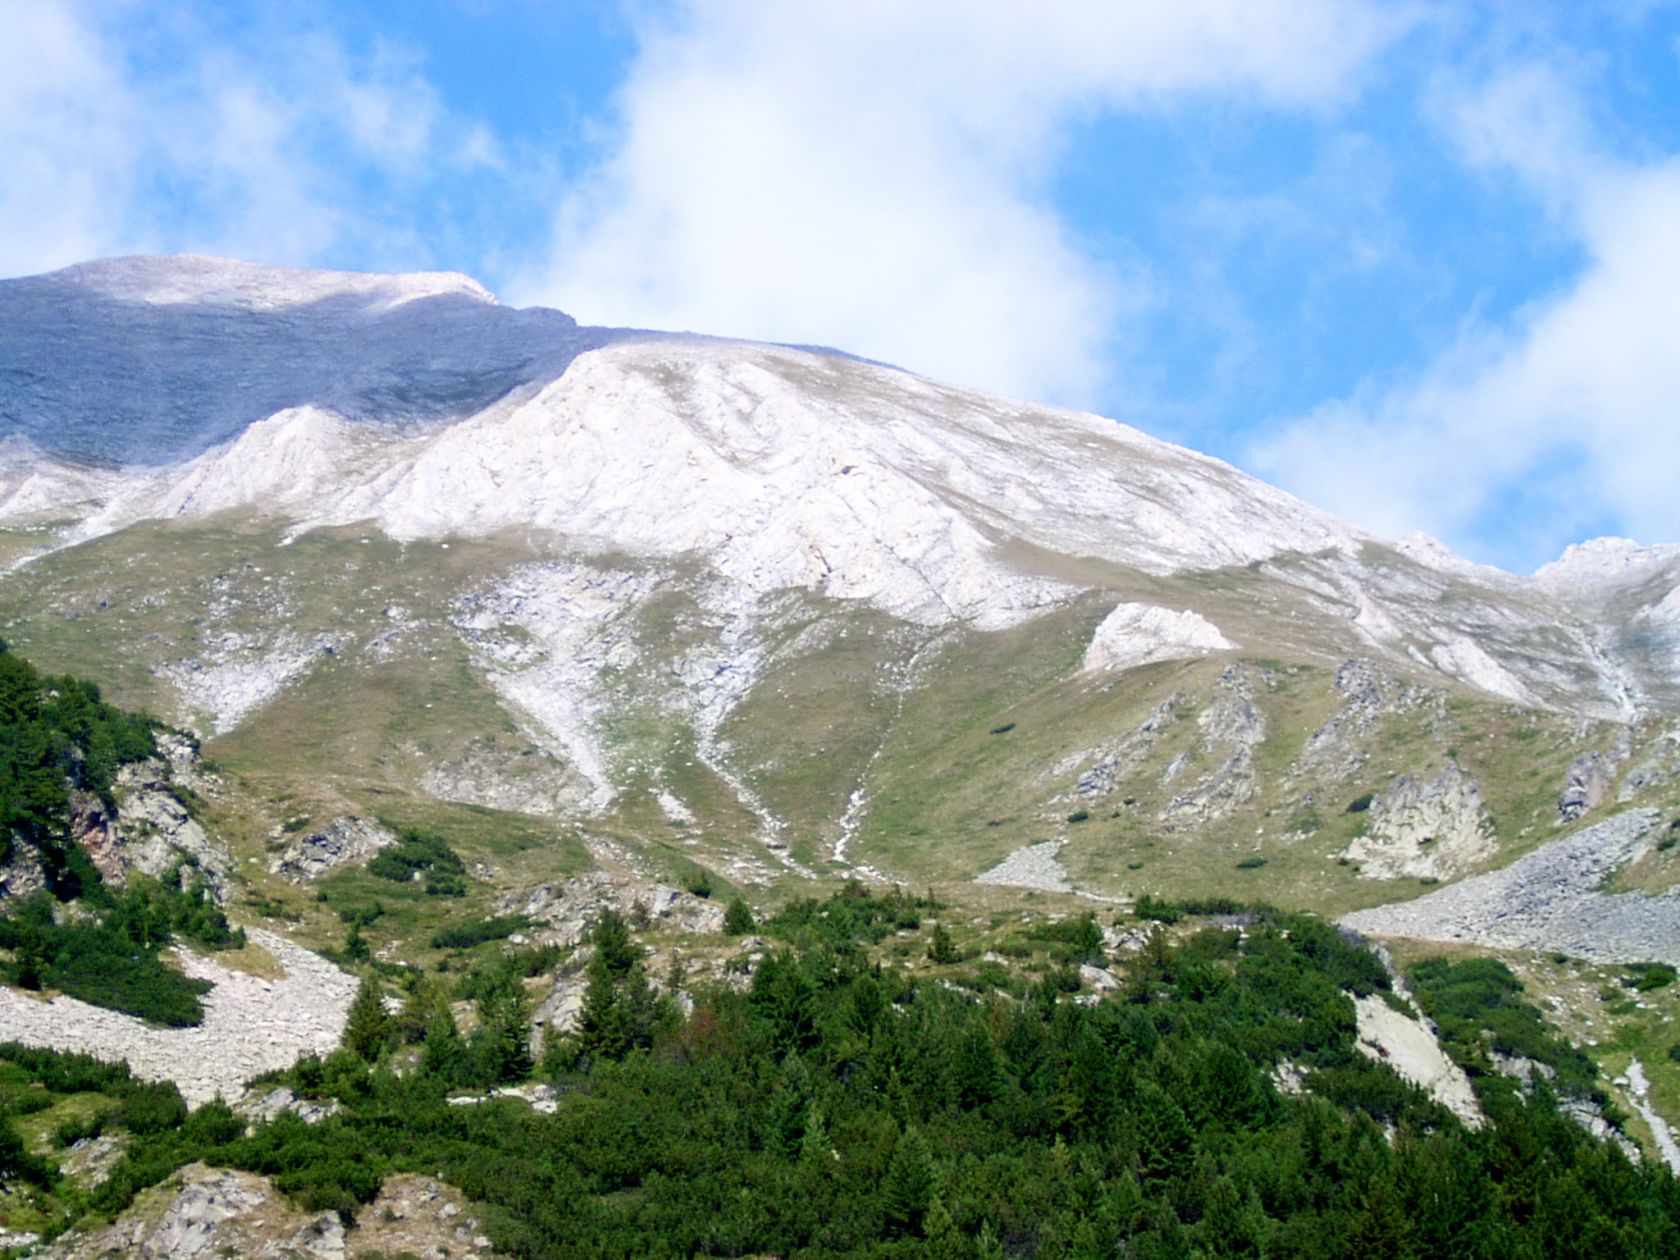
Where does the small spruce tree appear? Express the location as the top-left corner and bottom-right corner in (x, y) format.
(927, 922), (960, 964)
(342, 974), (393, 1063)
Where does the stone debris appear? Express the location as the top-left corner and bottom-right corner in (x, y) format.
(269, 815), (397, 882)
(973, 841), (1073, 894)
(0, 928), (356, 1106)
(156, 632), (339, 735)
(1343, 809), (1680, 966)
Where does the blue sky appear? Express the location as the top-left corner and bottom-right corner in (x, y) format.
(6, 1), (1680, 573)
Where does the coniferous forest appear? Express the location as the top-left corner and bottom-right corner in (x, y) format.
(6, 887), (1679, 1258)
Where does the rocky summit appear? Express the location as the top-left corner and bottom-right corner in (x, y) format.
(4, 255), (1680, 1255)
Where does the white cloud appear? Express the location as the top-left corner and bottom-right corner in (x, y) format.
(517, 0), (1403, 406)
(0, 3), (488, 278)
(1253, 63), (1680, 571)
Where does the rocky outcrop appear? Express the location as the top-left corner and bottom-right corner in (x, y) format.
(350, 1174), (503, 1258)
(1295, 659), (1426, 781)
(38, 1164), (346, 1259)
(269, 816), (397, 882)
(90, 758), (230, 892)
(61, 1134), (127, 1190)
(1073, 697), (1179, 799)
(0, 843), (47, 902)
(497, 871), (726, 947)
(37, 1164), (502, 1260)
(1560, 729), (1633, 822)
(1619, 726), (1680, 801)
(1159, 666), (1265, 829)
(233, 1085), (342, 1129)
(3, 743), (231, 907)
(1340, 761), (1494, 881)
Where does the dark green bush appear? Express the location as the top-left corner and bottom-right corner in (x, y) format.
(430, 915), (528, 951)
(367, 829), (466, 886)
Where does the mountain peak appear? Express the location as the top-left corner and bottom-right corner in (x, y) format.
(1535, 536), (1680, 590)
(44, 253), (499, 312)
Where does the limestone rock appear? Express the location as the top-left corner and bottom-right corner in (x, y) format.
(1351, 992), (1484, 1129)
(1082, 603), (1233, 674)
(497, 871), (726, 947)
(1341, 761), (1494, 881)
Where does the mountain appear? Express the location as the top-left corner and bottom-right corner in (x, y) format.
(1, 254), (1678, 916)
(8, 256), (1680, 1243)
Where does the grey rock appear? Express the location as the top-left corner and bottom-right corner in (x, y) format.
(269, 815), (397, 882)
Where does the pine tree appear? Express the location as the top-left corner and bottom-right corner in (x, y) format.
(12, 922), (45, 991)
(422, 1004), (466, 1083)
(723, 896), (756, 936)
(924, 1197), (968, 1260)
(928, 921), (960, 964)
(472, 972), (534, 1084)
(576, 907), (659, 1061)
(881, 1126), (936, 1237)
(342, 974), (393, 1062)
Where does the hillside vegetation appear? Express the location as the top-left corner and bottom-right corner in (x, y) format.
(7, 891), (1679, 1257)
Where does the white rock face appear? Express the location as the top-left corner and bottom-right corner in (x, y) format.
(1535, 537), (1680, 593)
(1351, 993), (1484, 1128)
(1082, 603), (1234, 673)
(1426, 636), (1534, 706)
